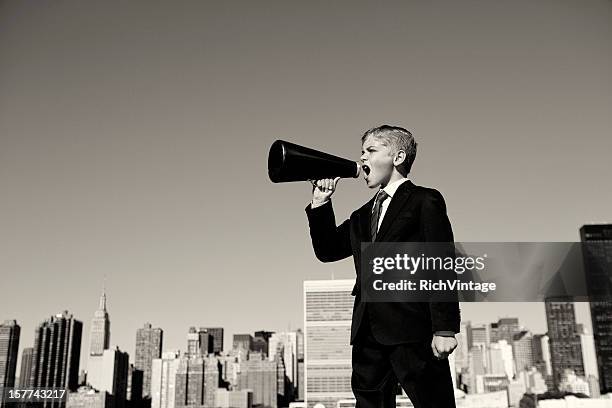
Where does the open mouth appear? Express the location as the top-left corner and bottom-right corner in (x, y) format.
(362, 165), (371, 176)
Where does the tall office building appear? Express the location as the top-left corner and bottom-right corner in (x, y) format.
(127, 364), (143, 403)
(89, 289), (110, 356)
(0, 319), (20, 401)
(252, 338), (268, 356)
(268, 332), (297, 385)
(174, 356), (218, 408)
(467, 346), (486, 393)
(545, 301), (584, 388)
(197, 330), (212, 356)
(217, 354), (241, 390)
(489, 340), (514, 379)
(470, 324), (490, 373)
(304, 280), (354, 408)
(454, 321), (472, 372)
(186, 327), (200, 358)
(184, 327), (214, 357)
(237, 352), (277, 408)
(135, 323), (163, 397)
(151, 351), (180, 408)
(0, 320), (20, 383)
(233, 335), (253, 352)
(199, 328), (223, 355)
(490, 318), (520, 344)
(532, 334), (551, 377)
(532, 334), (553, 390)
(30, 311), (83, 392)
(254, 331), (274, 357)
(296, 329), (304, 401)
(275, 354), (287, 400)
(579, 328), (600, 381)
(580, 224), (612, 393)
(513, 331), (534, 373)
(19, 347), (33, 387)
(66, 386), (114, 408)
(87, 347), (129, 408)
(471, 324), (490, 348)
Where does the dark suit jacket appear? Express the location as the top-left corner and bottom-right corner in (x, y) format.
(305, 180), (460, 345)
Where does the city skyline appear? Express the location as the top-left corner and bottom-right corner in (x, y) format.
(0, 281), (597, 383)
(1, 278), (609, 408)
(2, 295), (596, 382)
(0, 258), (602, 386)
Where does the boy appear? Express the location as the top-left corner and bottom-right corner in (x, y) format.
(305, 125), (460, 408)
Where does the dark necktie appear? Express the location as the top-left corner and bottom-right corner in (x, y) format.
(370, 190), (389, 241)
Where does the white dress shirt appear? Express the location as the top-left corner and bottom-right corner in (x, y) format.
(373, 177), (410, 232)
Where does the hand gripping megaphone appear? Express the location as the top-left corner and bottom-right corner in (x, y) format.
(268, 140), (361, 183)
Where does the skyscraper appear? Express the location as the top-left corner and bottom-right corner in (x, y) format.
(453, 321), (471, 374)
(233, 335), (253, 352)
(467, 345), (486, 393)
(174, 355), (218, 408)
(471, 324), (490, 349)
(578, 327), (599, 382)
(269, 332), (298, 404)
(135, 323), (163, 397)
(252, 338), (268, 356)
(470, 323), (491, 373)
(512, 331), (534, 374)
(89, 289), (110, 356)
(296, 329), (304, 401)
(127, 364), (143, 404)
(197, 330), (212, 356)
(254, 331), (274, 357)
(580, 224), (612, 393)
(199, 328), (223, 355)
(268, 332), (297, 385)
(183, 327), (214, 357)
(87, 347), (129, 408)
(237, 352), (276, 408)
(489, 340), (514, 379)
(31, 311), (82, 392)
(19, 347), (33, 388)
(186, 327), (200, 358)
(151, 351), (180, 408)
(304, 280), (353, 408)
(66, 385), (114, 408)
(532, 334), (553, 390)
(545, 301), (584, 388)
(0, 320), (20, 400)
(490, 318), (520, 344)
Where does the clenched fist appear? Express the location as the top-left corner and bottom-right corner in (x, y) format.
(311, 177), (341, 207)
(431, 335), (457, 359)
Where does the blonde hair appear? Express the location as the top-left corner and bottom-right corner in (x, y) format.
(361, 125), (417, 175)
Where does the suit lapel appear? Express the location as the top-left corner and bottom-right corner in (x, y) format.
(358, 196), (376, 242)
(375, 180), (415, 242)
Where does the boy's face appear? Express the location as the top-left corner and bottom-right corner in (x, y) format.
(360, 136), (396, 188)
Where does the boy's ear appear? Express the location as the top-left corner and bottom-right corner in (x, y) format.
(393, 150), (407, 166)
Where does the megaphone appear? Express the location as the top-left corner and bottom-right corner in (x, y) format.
(268, 140), (361, 183)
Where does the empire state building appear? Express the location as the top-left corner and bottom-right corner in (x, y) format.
(90, 288), (110, 356)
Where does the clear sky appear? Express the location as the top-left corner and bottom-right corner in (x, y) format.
(1, 0), (610, 371)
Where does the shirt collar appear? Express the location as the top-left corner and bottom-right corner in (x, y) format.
(379, 177), (410, 199)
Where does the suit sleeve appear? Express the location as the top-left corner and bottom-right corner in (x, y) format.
(420, 190), (461, 334)
(305, 200), (352, 263)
